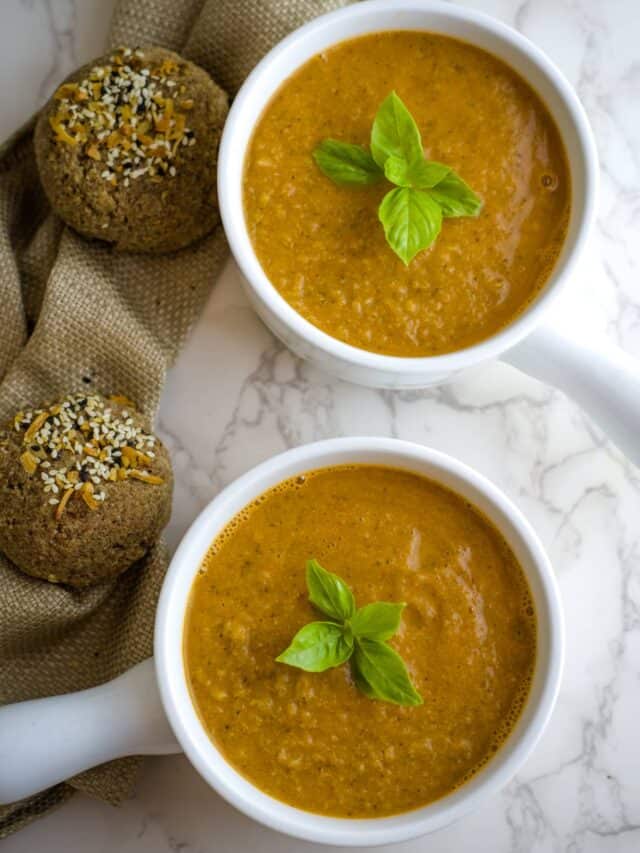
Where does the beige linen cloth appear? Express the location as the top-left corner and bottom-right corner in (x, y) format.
(0, 0), (347, 837)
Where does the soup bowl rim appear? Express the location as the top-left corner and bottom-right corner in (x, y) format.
(155, 436), (564, 846)
(217, 0), (598, 384)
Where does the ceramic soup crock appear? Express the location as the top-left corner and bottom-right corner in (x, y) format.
(218, 0), (640, 466)
(0, 438), (563, 847)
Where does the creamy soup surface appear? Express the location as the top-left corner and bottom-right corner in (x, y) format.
(184, 465), (537, 817)
(243, 31), (570, 356)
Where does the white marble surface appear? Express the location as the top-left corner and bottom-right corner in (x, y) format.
(3, 0), (640, 851)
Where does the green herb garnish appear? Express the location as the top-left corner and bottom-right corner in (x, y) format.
(276, 559), (423, 707)
(312, 91), (482, 264)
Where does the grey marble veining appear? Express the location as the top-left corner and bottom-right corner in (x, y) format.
(2, 1), (640, 851)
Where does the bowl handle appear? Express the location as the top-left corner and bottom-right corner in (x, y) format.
(0, 658), (180, 805)
(502, 320), (640, 466)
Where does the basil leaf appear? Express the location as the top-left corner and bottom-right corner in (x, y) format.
(384, 156), (450, 190)
(427, 170), (483, 218)
(276, 621), (352, 672)
(351, 602), (405, 641)
(378, 187), (442, 265)
(370, 91), (423, 170)
(353, 638), (423, 706)
(313, 139), (383, 186)
(352, 659), (377, 698)
(306, 559), (355, 621)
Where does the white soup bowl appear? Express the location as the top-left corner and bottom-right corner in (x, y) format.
(0, 438), (563, 847)
(218, 0), (640, 467)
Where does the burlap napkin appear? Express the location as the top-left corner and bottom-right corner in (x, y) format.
(0, 0), (348, 837)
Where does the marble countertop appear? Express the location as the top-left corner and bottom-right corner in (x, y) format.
(3, 1), (640, 851)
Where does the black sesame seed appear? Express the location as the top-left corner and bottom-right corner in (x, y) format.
(79, 469), (91, 483)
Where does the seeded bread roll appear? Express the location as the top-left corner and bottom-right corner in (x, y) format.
(34, 45), (228, 253)
(0, 393), (173, 587)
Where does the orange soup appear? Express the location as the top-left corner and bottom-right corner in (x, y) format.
(244, 32), (570, 356)
(184, 465), (536, 817)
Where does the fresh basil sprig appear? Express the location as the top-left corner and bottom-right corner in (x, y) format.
(276, 559), (422, 707)
(313, 91), (482, 264)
